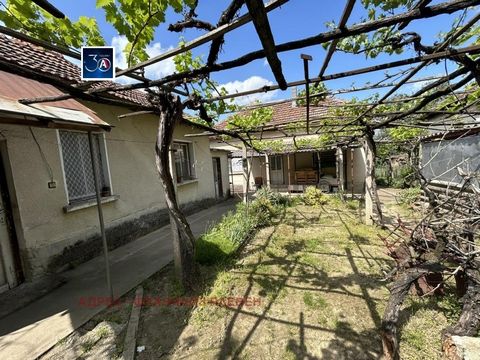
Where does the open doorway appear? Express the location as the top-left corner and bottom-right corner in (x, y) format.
(212, 157), (223, 198)
(0, 144), (22, 292)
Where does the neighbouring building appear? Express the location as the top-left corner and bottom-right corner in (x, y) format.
(421, 127), (480, 188)
(0, 35), (229, 292)
(210, 100), (367, 196)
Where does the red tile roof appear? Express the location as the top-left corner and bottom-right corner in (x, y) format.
(217, 97), (344, 130)
(0, 35), (151, 108)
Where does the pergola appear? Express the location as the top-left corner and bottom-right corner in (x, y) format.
(2, 1), (480, 358)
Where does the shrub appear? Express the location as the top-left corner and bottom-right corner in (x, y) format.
(302, 186), (324, 206)
(255, 187), (291, 207)
(398, 187), (422, 207)
(196, 193), (285, 265)
(392, 165), (416, 189)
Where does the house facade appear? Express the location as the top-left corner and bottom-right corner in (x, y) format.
(211, 100), (367, 196)
(0, 36), (229, 292)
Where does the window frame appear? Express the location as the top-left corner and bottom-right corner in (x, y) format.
(57, 130), (113, 205)
(172, 140), (196, 184)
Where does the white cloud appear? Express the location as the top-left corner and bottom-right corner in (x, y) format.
(220, 76), (278, 106)
(111, 35), (176, 84)
(405, 74), (444, 94)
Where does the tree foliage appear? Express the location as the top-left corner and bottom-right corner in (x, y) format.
(296, 82), (328, 106)
(0, 0), (104, 48)
(227, 106), (273, 132)
(98, 0), (196, 66)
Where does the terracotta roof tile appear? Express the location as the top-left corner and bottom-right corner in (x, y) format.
(0, 35), (151, 107)
(217, 97), (344, 130)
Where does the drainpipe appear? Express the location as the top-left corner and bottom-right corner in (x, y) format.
(88, 131), (113, 301)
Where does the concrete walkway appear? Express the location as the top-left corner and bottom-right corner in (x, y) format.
(0, 200), (236, 360)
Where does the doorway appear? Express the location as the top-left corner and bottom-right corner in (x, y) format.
(212, 157), (223, 198)
(0, 146), (20, 292)
(269, 155), (284, 185)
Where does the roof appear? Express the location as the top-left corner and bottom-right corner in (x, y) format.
(0, 35), (151, 108)
(0, 69), (109, 128)
(216, 97), (344, 130)
(420, 126), (480, 142)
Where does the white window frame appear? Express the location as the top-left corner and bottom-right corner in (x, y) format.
(172, 140), (196, 184)
(57, 130), (112, 204)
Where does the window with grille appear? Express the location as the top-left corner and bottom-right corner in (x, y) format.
(59, 131), (111, 203)
(173, 142), (195, 183)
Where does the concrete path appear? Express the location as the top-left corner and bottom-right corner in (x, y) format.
(0, 200), (236, 360)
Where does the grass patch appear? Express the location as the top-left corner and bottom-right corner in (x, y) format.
(303, 292), (328, 310)
(196, 189), (289, 265)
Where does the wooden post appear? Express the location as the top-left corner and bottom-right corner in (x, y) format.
(265, 154), (271, 188)
(363, 135), (383, 225)
(317, 152), (322, 185)
(351, 148), (354, 196)
(167, 146), (183, 279)
(287, 154), (291, 192)
(242, 144), (249, 203)
(336, 147), (345, 194)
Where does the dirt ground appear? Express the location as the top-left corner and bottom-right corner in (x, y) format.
(42, 197), (462, 359)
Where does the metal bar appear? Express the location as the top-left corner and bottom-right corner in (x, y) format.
(318, 0), (356, 77)
(201, 44), (480, 103)
(88, 131), (114, 301)
(301, 54), (312, 134)
(118, 110), (154, 119)
(31, 0), (65, 19)
(116, 0), (290, 77)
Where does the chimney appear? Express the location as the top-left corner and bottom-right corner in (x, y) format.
(291, 86), (297, 108)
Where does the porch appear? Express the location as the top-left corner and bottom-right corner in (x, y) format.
(229, 147), (366, 195)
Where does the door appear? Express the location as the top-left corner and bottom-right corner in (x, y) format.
(212, 157), (223, 198)
(270, 155), (284, 185)
(0, 151), (19, 292)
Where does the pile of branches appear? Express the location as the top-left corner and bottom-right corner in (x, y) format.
(379, 165), (480, 359)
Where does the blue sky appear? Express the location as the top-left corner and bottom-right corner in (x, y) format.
(46, 0), (475, 104)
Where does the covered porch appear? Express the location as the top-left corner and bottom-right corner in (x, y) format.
(229, 146), (366, 195)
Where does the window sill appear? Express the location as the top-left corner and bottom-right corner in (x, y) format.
(63, 195), (119, 213)
(176, 179), (198, 187)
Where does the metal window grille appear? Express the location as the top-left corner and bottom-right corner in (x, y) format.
(59, 131), (107, 203)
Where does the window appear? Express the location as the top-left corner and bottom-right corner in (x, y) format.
(59, 131), (111, 203)
(230, 158), (243, 173)
(173, 142), (195, 183)
(270, 155), (283, 171)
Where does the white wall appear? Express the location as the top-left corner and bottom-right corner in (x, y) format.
(0, 101), (218, 278)
(345, 147), (366, 193)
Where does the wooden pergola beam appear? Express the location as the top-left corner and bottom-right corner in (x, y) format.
(398, 0), (432, 30)
(199, 44), (480, 103)
(0, 26), (187, 97)
(351, 10), (480, 126)
(116, 0), (290, 77)
(93, 0), (479, 94)
(318, 0), (356, 77)
(245, 0), (288, 89)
